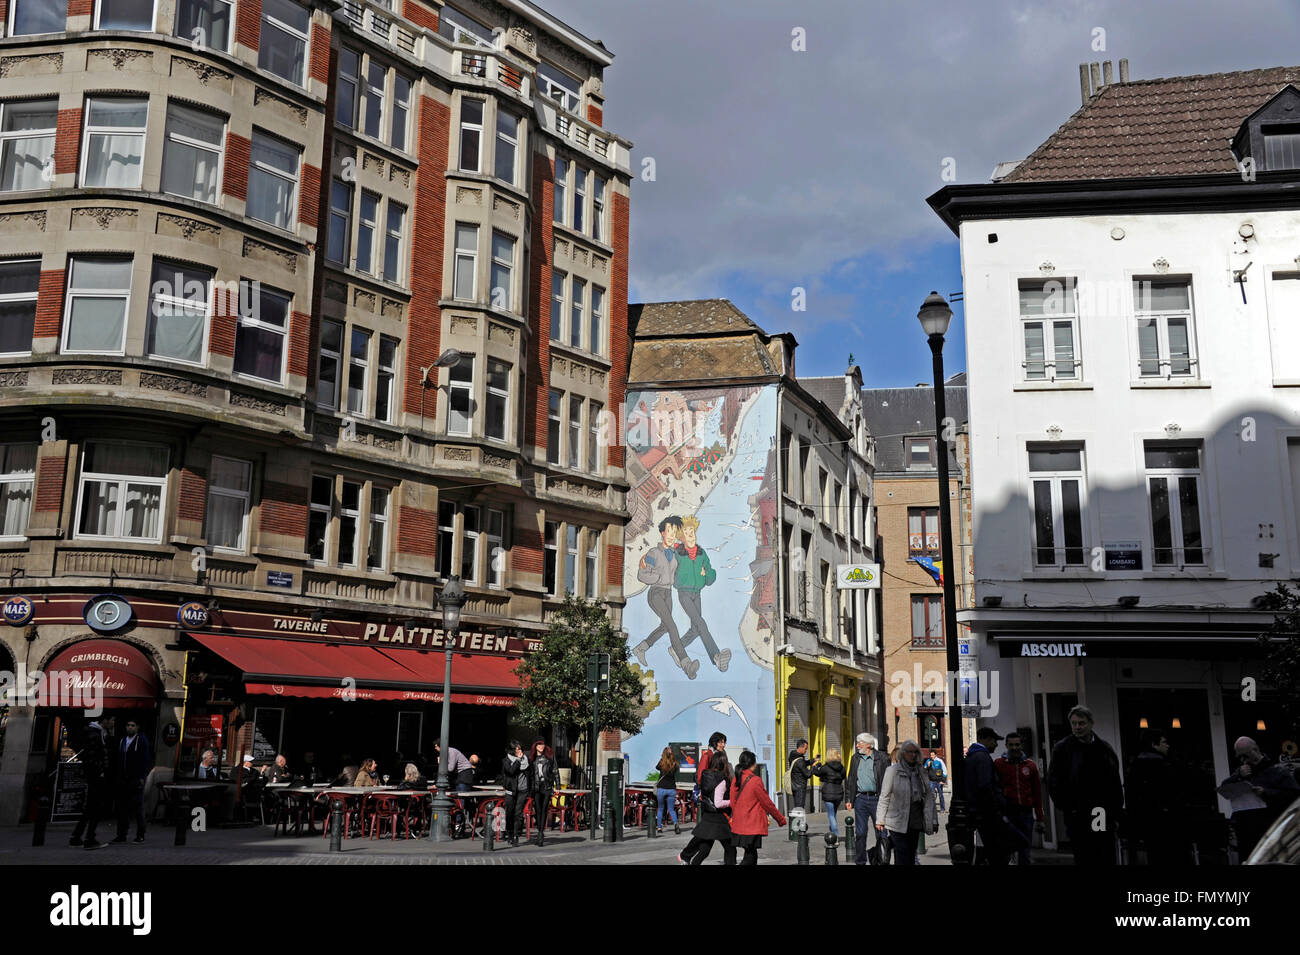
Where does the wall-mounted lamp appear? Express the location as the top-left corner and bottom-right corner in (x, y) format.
(1139, 717), (1149, 729)
(1171, 717), (1182, 730)
(1257, 719), (1267, 732)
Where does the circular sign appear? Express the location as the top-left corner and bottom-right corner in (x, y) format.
(163, 722), (181, 746)
(2, 595), (33, 627)
(82, 595), (134, 634)
(177, 601), (210, 629)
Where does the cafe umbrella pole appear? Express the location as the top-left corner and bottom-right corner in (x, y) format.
(429, 576), (466, 843)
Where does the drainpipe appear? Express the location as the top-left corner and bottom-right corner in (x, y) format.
(775, 379), (788, 790)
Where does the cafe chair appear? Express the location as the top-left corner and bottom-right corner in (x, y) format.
(521, 797), (536, 841)
(470, 796), (505, 840)
(545, 794), (568, 832)
(368, 792), (413, 840)
(319, 792), (363, 840)
(275, 791), (316, 837)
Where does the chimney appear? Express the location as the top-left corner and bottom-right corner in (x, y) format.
(1090, 62), (1102, 95)
(1079, 63), (1091, 104)
(1119, 58), (1130, 82)
(1102, 60), (1113, 86)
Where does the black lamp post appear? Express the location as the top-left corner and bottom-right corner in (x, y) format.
(917, 291), (975, 865)
(429, 575), (466, 842)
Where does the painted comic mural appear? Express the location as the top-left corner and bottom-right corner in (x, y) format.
(621, 384), (778, 783)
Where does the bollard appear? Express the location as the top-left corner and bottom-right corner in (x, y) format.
(484, 816), (495, 851)
(646, 798), (658, 839)
(845, 814), (855, 861)
(33, 794), (50, 847)
(824, 832), (839, 866)
(796, 829), (810, 865)
(329, 798), (343, 852)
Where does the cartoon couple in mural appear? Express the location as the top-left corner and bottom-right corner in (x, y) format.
(632, 514), (732, 679)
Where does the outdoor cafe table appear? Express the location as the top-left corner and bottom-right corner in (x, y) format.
(552, 788), (591, 832)
(452, 789), (507, 838)
(159, 782), (227, 846)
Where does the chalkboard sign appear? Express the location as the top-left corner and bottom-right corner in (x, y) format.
(51, 761), (87, 822)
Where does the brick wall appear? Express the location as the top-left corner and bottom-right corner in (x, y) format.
(223, 133), (250, 201)
(587, 104), (603, 127)
(527, 153), (555, 452)
(209, 283), (237, 357)
(34, 269), (65, 340)
(514, 524), (542, 574)
(178, 466), (208, 524)
(403, 0), (438, 32)
(260, 480), (307, 538)
(605, 543), (622, 586)
(305, 44), (338, 411)
(34, 456), (65, 513)
(54, 108), (81, 177)
(287, 310), (311, 378)
(403, 95), (449, 420)
(235, 0), (262, 51)
(309, 23), (331, 84)
(397, 505), (436, 557)
(298, 164), (321, 228)
(607, 191), (630, 468)
(68, 0), (93, 16)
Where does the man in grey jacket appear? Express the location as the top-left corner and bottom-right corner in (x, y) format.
(846, 733), (890, 865)
(631, 516), (699, 679)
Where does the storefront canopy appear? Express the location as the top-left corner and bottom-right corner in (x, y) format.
(187, 633), (520, 707)
(43, 639), (160, 707)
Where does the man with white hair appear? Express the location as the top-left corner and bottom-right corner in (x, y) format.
(845, 733), (890, 865)
(1219, 736), (1299, 859)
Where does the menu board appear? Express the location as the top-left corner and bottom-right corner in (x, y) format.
(51, 761), (87, 822)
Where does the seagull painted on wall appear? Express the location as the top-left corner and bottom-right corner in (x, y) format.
(671, 694), (756, 749)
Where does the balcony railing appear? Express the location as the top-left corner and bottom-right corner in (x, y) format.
(538, 97), (626, 170)
(340, 0), (419, 56)
(453, 48), (530, 97)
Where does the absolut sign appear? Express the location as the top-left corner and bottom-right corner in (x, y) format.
(1019, 642), (1088, 657)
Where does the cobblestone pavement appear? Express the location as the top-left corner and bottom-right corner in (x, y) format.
(0, 809), (1071, 866)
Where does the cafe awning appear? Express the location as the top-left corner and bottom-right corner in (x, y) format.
(42, 639), (160, 707)
(187, 633), (520, 706)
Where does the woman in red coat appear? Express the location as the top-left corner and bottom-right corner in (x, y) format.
(729, 750), (787, 865)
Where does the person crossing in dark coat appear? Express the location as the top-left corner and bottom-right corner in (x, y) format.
(112, 719), (152, 843)
(501, 740), (529, 847)
(812, 749), (846, 838)
(70, 717), (112, 850)
(787, 738), (817, 813)
(965, 726), (1009, 865)
(1125, 729), (1189, 865)
(678, 751), (736, 865)
(526, 738), (559, 846)
(1047, 705), (1124, 866)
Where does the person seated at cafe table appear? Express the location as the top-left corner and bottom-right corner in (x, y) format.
(355, 759), (380, 787)
(333, 765), (359, 787)
(399, 763), (429, 789)
(196, 749), (221, 780)
(262, 754), (292, 783)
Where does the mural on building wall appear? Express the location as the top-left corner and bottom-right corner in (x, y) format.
(622, 385), (778, 781)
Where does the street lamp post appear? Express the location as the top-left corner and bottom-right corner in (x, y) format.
(917, 291), (975, 865)
(429, 575), (466, 842)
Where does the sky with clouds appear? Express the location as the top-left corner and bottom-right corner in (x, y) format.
(537, 0), (1300, 387)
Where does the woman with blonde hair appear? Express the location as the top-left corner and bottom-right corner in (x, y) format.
(655, 746), (681, 834)
(812, 747), (846, 838)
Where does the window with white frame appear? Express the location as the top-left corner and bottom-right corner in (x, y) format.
(0, 98), (56, 192)
(259, 0), (309, 87)
(147, 260), (211, 365)
(547, 390), (562, 465)
(206, 455), (251, 552)
(376, 336), (397, 423)
(0, 444), (35, 539)
(308, 474), (331, 561)
(317, 318), (342, 408)
(906, 437), (935, 470)
(460, 505), (480, 583)
(589, 285), (604, 356)
(553, 157), (567, 225)
(247, 132), (299, 230)
(588, 400), (602, 474)
(346, 327), (369, 416)
(567, 395), (582, 470)
(490, 231), (514, 311)
(550, 268), (565, 341)
(538, 62), (580, 113)
(10, 0), (66, 35)
(367, 486), (388, 570)
(453, 223), (477, 301)
(592, 174), (606, 242)
(569, 277), (584, 348)
(543, 520), (558, 593)
(338, 479), (361, 566)
(355, 191), (379, 275)
(81, 97), (147, 189)
(1134, 278), (1197, 378)
(486, 508), (505, 587)
(573, 166), (586, 233)
(1145, 441), (1205, 566)
(1019, 278), (1079, 381)
(63, 256), (132, 355)
(362, 60), (386, 140)
(448, 356), (473, 436)
(585, 528), (598, 598)
(494, 109), (518, 185)
(391, 75), (410, 151)
(383, 202), (405, 285)
(76, 442), (168, 543)
(436, 500), (455, 576)
(1267, 272), (1300, 380)
(486, 359), (509, 441)
(233, 280), (289, 383)
(337, 48), (360, 128)
(564, 524), (578, 594)
(459, 99), (483, 173)
(174, 0), (233, 53)
(0, 259), (39, 356)
(1028, 445), (1086, 567)
(327, 178), (351, 265)
(96, 0), (155, 30)
(437, 5), (492, 47)
(161, 102), (224, 204)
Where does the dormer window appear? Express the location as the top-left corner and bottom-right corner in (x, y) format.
(1232, 84), (1300, 172)
(1263, 125), (1300, 170)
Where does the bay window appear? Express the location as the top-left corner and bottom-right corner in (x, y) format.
(573, 166), (585, 233)
(0, 259), (39, 356)
(453, 223), (477, 301)
(550, 268), (565, 341)
(569, 277), (584, 348)
(233, 281), (289, 383)
(547, 390), (562, 465)
(383, 202), (405, 285)
(337, 49), (360, 128)
(363, 60), (386, 140)
(553, 157), (567, 225)
(162, 103), (224, 204)
(564, 525), (578, 594)
(567, 395), (581, 469)
(0, 98), (56, 192)
(76, 442), (168, 543)
(0, 444), (36, 540)
(538, 62), (580, 113)
(247, 132), (300, 230)
(460, 505), (480, 583)
(206, 455), (251, 553)
(10, 0), (66, 35)
(459, 100), (483, 173)
(338, 480), (360, 566)
(448, 357), (473, 436)
(588, 401), (602, 473)
(367, 487), (389, 571)
(589, 286), (605, 356)
(437, 500), (455, 576)
(317, 319), (342, 408)
(259, 0), (309, 87)
(592, 174), (606, 242)
(490, 231), (514, 311)
(585, 529), (598, 598)
(494, 110), (518, 185)
(81, 97), (147, 189)
(308, 474), (331, 561)
(391, 75), (410, 151)
(96, 0), (155, 30)
(356, 191), (379, 275)
(327, 178), (352, 264)
(346, 327), (369, 415)
(174, 0), (233, 53)
(147, 260), (211, 365)
(63, 256), (132, 355)
(486, 509), (505, 587)
(376, 336), (397, 423)
(486, 359), (509, 441)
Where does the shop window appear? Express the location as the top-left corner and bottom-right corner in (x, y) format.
(76, 441), (169, 543)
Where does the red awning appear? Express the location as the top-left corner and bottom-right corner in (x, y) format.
(42, 639), (160, 707)
(187, 633), (520, 706)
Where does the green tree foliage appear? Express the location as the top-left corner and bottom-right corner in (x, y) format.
(1258, 582), (1300, 734)
(512, 594), (645, 735)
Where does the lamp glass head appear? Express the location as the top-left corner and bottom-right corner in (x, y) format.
(917, 291), (952, 338)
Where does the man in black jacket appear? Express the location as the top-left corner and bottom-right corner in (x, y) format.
(69, 717), (112, 850)
(964, 726), (1008, 865)
(112, 719), (152, 844)
(788, 739), (815, 813)
(845, 733), (890, 865)
(1047, 705), (1124, 865)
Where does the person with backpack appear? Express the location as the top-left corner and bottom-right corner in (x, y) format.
(678, 751), (735, 865)
(812, 747), (845, 838)
(922, 748), (948, 811)
(729, 750), (787, 865)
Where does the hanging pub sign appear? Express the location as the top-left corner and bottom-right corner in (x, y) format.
(177, 601), (209, 628)
(2, 595), (34, 626)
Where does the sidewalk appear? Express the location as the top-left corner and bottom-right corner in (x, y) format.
(0, 809), (1073, 865)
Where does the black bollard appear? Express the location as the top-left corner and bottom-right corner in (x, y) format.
(329, 798), (344, 852)
(845, 814), (855, 860)
(796, 829), (810, 865)
(646, 799), (658, 839)
(824, 832), (839, 866)
(33, 794), (50, 846)
(484, 813), (495, 851)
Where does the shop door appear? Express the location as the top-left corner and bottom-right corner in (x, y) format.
(1116, 687), (1217, 813)
(1035, 691), (1077, 849)
(786, 688), (811, 777)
